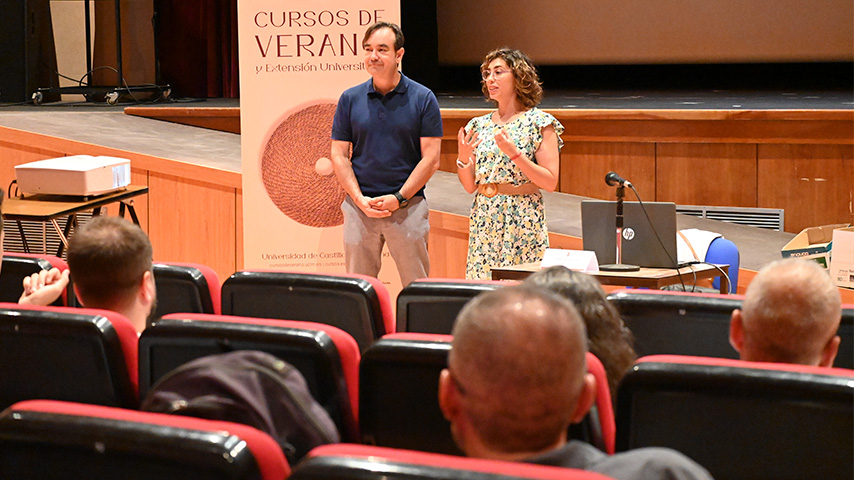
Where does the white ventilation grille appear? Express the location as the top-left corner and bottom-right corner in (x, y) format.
(2, 212), (99, 259)
(676, 205), (784, 231)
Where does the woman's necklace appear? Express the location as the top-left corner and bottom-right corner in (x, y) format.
(494, 109), (523, 126)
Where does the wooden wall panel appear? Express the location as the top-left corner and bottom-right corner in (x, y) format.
(561, 142), (656, 200)
(236, 189), (244, 273)
(657, 143), (757, 207)
(427, 211), (586, 280)
(147, 172), (237, 281)
(428, 211), (470, 278)
(557, 119), (853, 144)
(0, 141), (65, 195)
(440, 139), (459, 172)
(440, 115), (470, 174)
(758, 144), (854, 233)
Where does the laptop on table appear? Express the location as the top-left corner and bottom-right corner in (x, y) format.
(581, 200), (678, 269)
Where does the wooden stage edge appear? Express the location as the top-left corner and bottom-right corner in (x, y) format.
(124, 106), (854, 139)
(126, 107), (241, 134)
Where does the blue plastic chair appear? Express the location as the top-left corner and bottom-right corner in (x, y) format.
(704, 237), (739, 294)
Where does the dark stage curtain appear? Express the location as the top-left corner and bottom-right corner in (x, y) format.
(154, 0), (239, 98)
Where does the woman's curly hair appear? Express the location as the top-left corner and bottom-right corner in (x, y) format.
(523, 266), (637, 404)
(480, 48), (543, 108)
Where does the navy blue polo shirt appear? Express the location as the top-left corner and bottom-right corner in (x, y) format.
(331, 73), (443, 198)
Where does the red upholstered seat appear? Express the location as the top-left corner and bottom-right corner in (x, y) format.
(152, 261), (222, 319)
(616, 354), (854, 480)
(585, 352), (615, 454)
(291, 443), (616, 480)
(838, 304), (853, 369)
(0, 252), (70, 305)
(0, 399), (289, 480)
(221, 270), (394, 352)
(139, 312), (361, 442)
(0, 302), (138, 410)
(359, 333), (614, 455)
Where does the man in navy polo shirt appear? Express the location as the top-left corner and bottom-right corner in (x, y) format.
(331, 21), (443, 287)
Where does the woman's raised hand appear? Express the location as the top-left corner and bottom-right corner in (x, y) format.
(457, 127), (481, 165)
(493, 128), (521, 160)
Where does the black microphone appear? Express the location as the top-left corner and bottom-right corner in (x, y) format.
(605, 171), (632, 188)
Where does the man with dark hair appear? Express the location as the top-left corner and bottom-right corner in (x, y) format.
(65, 216), (155, 332)
(331, 21), (442, 287)
(438, 285), (713, 479)
(20, 216), (155, 332)
(730, 257), (842, 367)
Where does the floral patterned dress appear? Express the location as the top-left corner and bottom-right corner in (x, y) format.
(464, 108), (565, 279)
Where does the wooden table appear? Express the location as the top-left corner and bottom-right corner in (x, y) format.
(491, 261), (731, 294)
(3, 185), (148, 256)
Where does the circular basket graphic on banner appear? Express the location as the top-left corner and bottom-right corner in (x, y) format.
(261, 103), (345, 228)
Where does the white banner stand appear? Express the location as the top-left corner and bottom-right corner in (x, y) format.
(237, 1), (402, 293)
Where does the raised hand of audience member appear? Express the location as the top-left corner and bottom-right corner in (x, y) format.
(19, 268), (70, 306)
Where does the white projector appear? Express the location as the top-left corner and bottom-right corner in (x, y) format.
(15, 155), (131, 197)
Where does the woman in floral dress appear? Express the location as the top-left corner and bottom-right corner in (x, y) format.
(456, 48), (564, 279)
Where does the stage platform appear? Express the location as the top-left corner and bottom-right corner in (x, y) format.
(0, 91), (851, 298)
(4, 87), (852, 110)
(5, 88), (852, 134)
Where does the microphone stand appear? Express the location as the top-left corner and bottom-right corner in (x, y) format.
(599, 184), (640, 272)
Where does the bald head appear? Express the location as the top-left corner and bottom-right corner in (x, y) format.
(733, 258), (842, 366)
(446, 285), (590, 455)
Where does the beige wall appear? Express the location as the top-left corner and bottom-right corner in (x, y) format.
(438, 0), (854, 65)
(50, 1), (91, 101)
(50, 0), (155, 96)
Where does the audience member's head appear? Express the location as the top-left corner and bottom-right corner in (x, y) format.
(438, 285), (596, 461)
(67, 216), (155, 332)
(730, 258), (842, 367)
(524, 266), (636, 401)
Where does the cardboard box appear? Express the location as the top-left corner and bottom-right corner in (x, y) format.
(829, 227), (854, 289)
(781, 224), (848, 268)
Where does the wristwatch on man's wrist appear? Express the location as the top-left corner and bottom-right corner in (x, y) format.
(394, 191), (409, 208)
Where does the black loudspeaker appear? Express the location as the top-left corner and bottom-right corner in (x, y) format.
(0, 0), (59, 104)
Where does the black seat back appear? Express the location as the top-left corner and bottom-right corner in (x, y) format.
(0, 400), (287, 480)
(359, 334), (460, 455)
(616, 355), (854, 480)
(221, 271), (390, 352)
(138, 314), (360, 442)
(359, 334), (610, 455)
(607, 290), (742, 359)
(396, 279), (504, 334)
(152, 263), (219, 319)
(0, 304), (137, 410)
